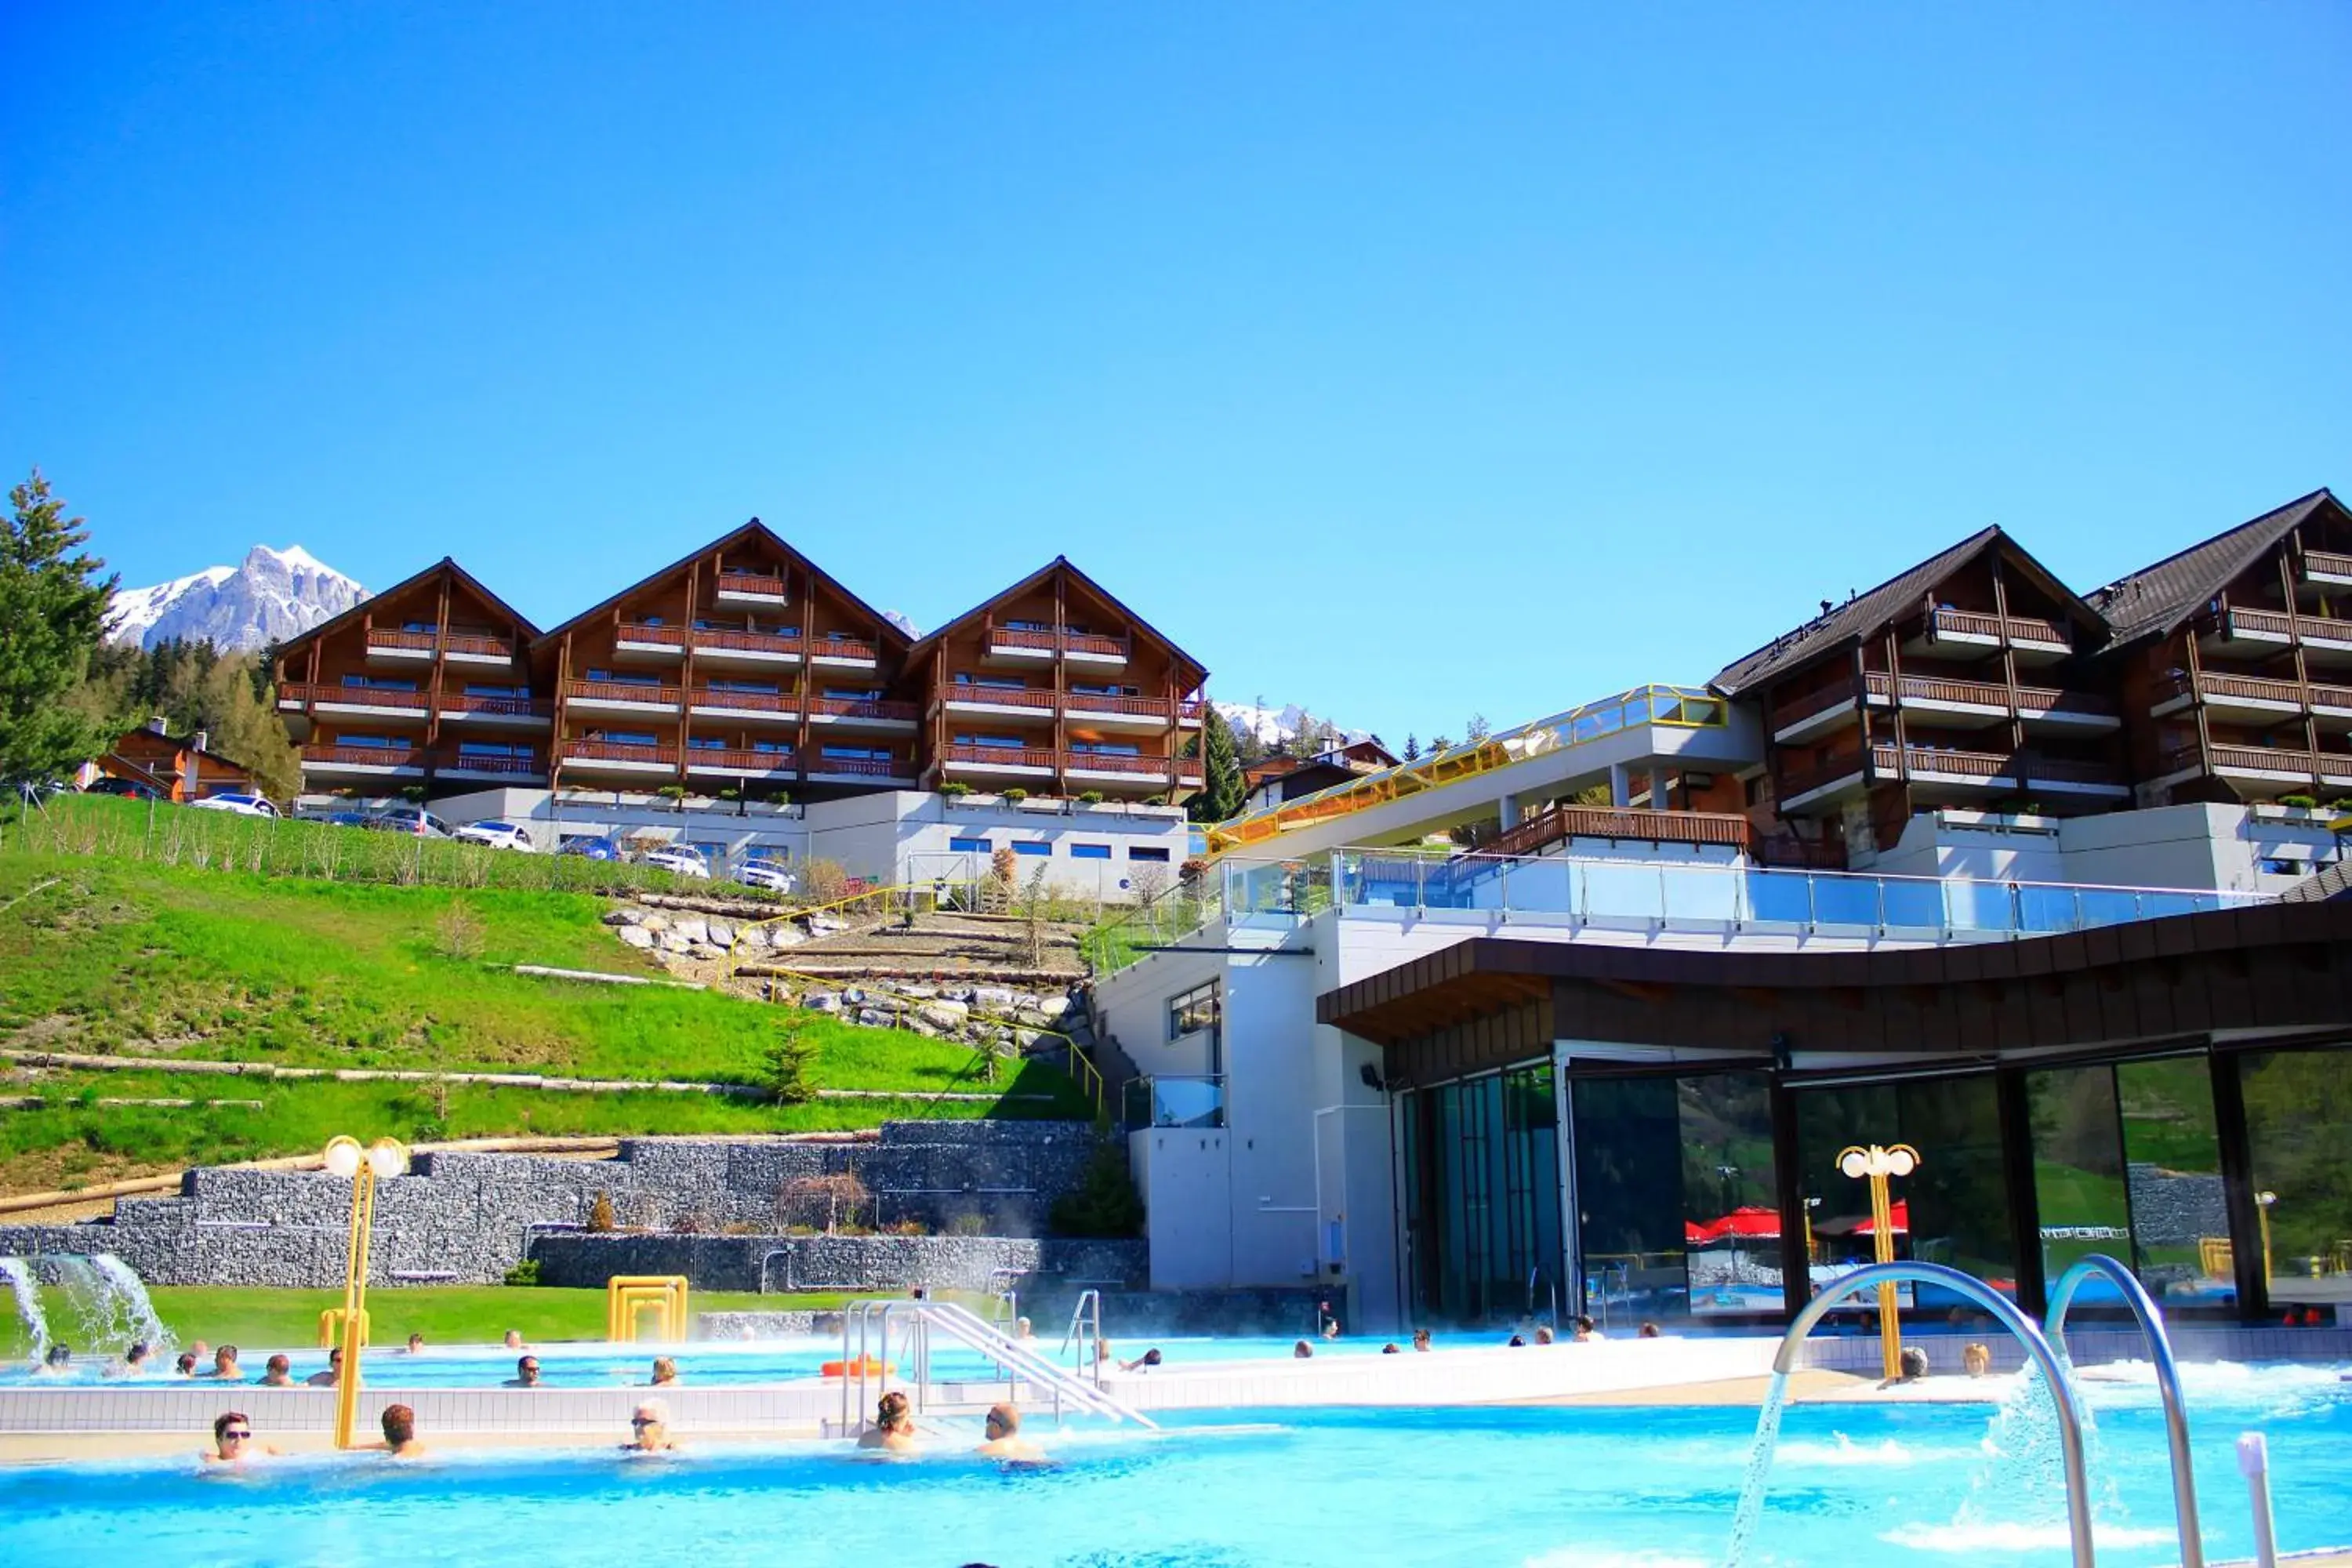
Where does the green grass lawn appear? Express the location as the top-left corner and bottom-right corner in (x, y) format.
(0, 846), (1092, 1192)
(9, 1284), (974, 1356)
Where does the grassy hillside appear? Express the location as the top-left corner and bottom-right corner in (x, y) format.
(0, 843), (1090, 1194)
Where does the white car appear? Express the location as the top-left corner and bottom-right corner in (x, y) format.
(734, 859), (796, 895)
(641, 846), (710, 880)
(455, 819), (535, 852)
(187, 792), (281, 818)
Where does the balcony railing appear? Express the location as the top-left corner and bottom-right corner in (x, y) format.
(1123, 1074), (1225, 1131)
(808, 696), (918, 722)
(1929, 607), (2070, 647)
(1290, 850), (2259, 938)
(1064, 753), (1171, 776)
(2013, 684), (2117, 718)
(943, 684), (1058, 710)
(683, 748), (795, 772)
(281, 684), (429, 710)
(1480, 805), (1751, 859)
(365, 629), (438, 652)
(808, 636), (879, 661)
(713, 572), (787, 597)
(1177, 700), (1207, 723)
(690, 687), (798, 714)
(2207, 743), (2352, 779)
(562, 740), (679, 766)
(565, 680), (682, 706)
(2216, 606), (2352, 644)
(806, 755), (907, 778)
(1063, 692), (1174, 719)
(1872, 743), (2124, 789)
(437, 752), (540, 776)
(616, 622), (688, 647)
(2303, 548), (2352, 581)
(441, 632), (514, 659)
(944, 744), (1058, 769)
(987, 626), (1133, 658)
(1777, 752), (1870, 800)
(301, 743), (423, 768)
(441, 692), (552, 718)
(690, 626), (803, 657)
(1776, 681), (1862, 729)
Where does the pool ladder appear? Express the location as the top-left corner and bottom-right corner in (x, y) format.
(1731, 1255), (2207, 1568)
(837, 1298), (1156, 1436)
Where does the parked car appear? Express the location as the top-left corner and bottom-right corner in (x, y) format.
(640, 845), (710, 880)
(455, 819), (535, 852)
(82, 777), (165, 801)
(733, 858), (797, 895)
(558, 834), (625, 861)
(309, 810), (373, 829)
(364, 806), (452, 837)
(187, 792), (281, 818)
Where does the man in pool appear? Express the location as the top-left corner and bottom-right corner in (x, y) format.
(206, 1345), (244, 1379)
(1410, 1329), (1432, 1352)
(258, 1354), (295, 1387)
(975, 1403), (1045, 1461)
(404, 1333), (426, 1355)
(1292, 1340), (1315, 1359)
(202, 1410), (281, 1466)
(856, 1390), (919, 1453)
(1571, 1316), (1601, 1342)
(372, 1403), (429, 1459)
(306, 1346), (343, 1387)
(505, 1355), (542, 1388)
(1533, 1326), (1556, 1345)
(36, 1343), (73, 1376)
(1012, 1316), (1037, 1345)
(625, 1398), (681, 1454)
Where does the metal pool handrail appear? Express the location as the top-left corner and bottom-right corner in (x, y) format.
(1769, 1261), (2096, 1568)
(2045, 1254), (2203, 1568)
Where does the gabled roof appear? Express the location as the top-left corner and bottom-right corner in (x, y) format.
(1711, 526), (2098, 696)
(530, 520), (912, 654)
(111, 726), (252, 772)
(906, 556), (1208, 685)
(2085, 488), (2343, 646)
(273, 557), (542, 658)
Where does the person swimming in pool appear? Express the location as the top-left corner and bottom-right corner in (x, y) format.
(1572, 1315), (1602, 1342)
(648, 1356), (680, 1387)
(206, 1345), (244, 1380)
(1117, 1348), (1163, 1373)
(258, 1354), (294, 1387)
(504, 1355), (542, 1388)
(975, 1403), (1045, 1461)
(1012, 1316), (1037, 1345)
(1292, 1340), (1315, 1359)
(503, 1330), (527, 1350)
(371, 1403), (429, 1459)
(404, 1333), (426, 1355)
(1411, 1329), (1432, 1352)
(114, 1341), (154, 1377)
(176, 1351), (200, 1377)
(202, 1410), (281, 1466)
(307, 1346), (343, 1387)
(624, 1398), (681, 1454)
(856, 1390), (919, 1453)
(1533, 1326), (1556, 1345)
(35, 1343), (72, 1377)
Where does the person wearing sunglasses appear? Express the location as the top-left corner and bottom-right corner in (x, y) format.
(974, 1403), (1044, 1462)
(623, 1398), (680, 1454)
(202, 1410), (281, 1466)
(503, 1355), (542, 1388)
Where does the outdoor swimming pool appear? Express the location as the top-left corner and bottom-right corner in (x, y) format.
(0, 1334), (1403, 1389)
(2, 1364), (2344, 1566)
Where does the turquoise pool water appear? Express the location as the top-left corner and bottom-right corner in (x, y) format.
(2, 1363), (2345, 1566)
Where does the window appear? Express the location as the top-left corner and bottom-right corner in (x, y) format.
(1069, 682), (1141, 697)
(752, 739), (791, 755)
(1070, 844), (1112, 860)
(822, 687), (877, 700)
(687, 736), (726, 751)
(949, 836), (990, 853)
(1128, 846), (1171, 862)
(953, 734), (1029, 750)
(601, 731), (660, 746)
(401, 620), (439, 633)
(1070, 741), (1141, 756)
(458, 742), (528, 759)
(637, 615), (666, 626)
(584, 669), (660, 687)
(1011, 840), (1051, 856)
(1168, 982), (1219, 1040)
(822, 745), (891, 761)
(463, 683), (528, 697)
(340, 735), (407, 751)
(1006, 619), (1051, 632)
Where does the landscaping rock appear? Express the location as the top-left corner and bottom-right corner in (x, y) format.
(973, 985), (1017, 1010)
(855, 1007), (891, 1029)
(706, 920), (735, 949)
(802, 992), (842, 1014)
(615, 927), (657, 950)
(669, 916), (710, 947)
(917, 1000), (971, 1033)
(1034, 994), (1072, 1021)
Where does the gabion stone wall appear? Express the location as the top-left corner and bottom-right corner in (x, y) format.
(0, 1121), (1103, 1289)
(528, 1233), (1147, 1294)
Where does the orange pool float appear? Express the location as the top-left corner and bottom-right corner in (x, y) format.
(820, 1356), (895, 1377)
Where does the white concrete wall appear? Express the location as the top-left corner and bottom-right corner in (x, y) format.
(1130, 1125), (1236, 1288)
(1866, 802), (2342, 898)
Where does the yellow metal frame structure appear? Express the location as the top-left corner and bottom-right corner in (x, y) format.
(317, 1306), (370, 1348)
(1205, 684), (1730, 856)
(325, 1134), (408, 1450)
(607, 1275), (691, 1342)
(1836, 1142), (1922, 1383)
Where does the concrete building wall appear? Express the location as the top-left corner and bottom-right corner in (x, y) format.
(1865, 803), (2344, 898)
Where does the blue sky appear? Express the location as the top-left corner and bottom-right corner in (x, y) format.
(5, 5), (2348, 746)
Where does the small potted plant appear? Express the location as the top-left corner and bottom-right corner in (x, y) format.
(1003, 787), (1029, 804)
(1076, 789), (1105, 806)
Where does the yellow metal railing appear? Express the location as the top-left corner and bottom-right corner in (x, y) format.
(1207, 684), (1729, 855)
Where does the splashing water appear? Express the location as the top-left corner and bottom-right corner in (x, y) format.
(1720, 1367), (1790, 1568)
(0, 1258), (47, 1359)
(88, 1255), (170, 1354)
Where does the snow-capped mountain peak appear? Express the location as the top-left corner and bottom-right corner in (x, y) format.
(109, 545), (369, 652)
(1214, 699), (1369, 750)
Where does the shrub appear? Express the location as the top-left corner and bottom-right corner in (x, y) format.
(948, 1213), (989, 1237)
(655, 784), (688, 805)
(1076, 790), (1104, 805)
(2278, 794), (2318, 810)
(586, 1191), (616, 1232)
(1004, 787), (1029, 804)
(1179, 856), (1210, 884)
(502, 1259), (542, 1287)
(764, 1017), (822, 1105)
(799, 857), (851, 906)
(436, 897), (485, 961)
(777, 1171), (869, 1232)
(938, 781), (971, 798)
(887, 1219), (926, 1236)
(1050, 1140), (1145, 1240)
(763, 789), (793, 807)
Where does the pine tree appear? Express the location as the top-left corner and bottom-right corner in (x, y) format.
(1428, 734), (1454, 753)
(1465, 713), (1491, 743)
(1404, 734), (1420, 761)
(1189, 705), (1247, 822)
(0, 470), (118, 786)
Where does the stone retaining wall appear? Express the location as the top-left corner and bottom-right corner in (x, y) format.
(0, 1121), (1104, 1288)
(527, 1232), (1145, 1294)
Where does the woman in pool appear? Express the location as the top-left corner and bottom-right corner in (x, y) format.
(1410, 1329), (1432, 1352)
(648, 1356), (680, 1387)
(202, 1410), (281, 1467)
(35, 1343), (72, 1377)
(856, 1390), (919, 1454)
(624, 1399), (681, 1454)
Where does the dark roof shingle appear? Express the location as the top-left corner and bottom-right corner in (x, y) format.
(1709, 527), (2006, 696)
(2085, 488), (2342, 645)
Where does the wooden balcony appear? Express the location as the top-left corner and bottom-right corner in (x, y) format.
(806, 635), (879, 665)
(615, 622), (689, 657)
(1477, 805), (1751, 859)
(804, 755), (912, 781)
(689, 625), (803, 661)
(2201, 743), (2352, 786)
(560, 739), (680, 771)
(299, 743), (426, 775)
(364, 628), (438, 655)
(280, 683), (430, 714)
(564, 680), (683, 713)
(1871, 743), (2126, 795)
(440, 632), (514, 662)
(437, 692), (553, 726)
(1062, 692), (1175, 720)
(688, 687), (799, 720)
(2207, 606), (2352, 652)
(434, 751), (543, 779)
(806, 696), (918, 727)
(942, 684), (1059, 712)
(1776, 752), (1871, 807)
(2303, 548), (2352, 586)
(683, 747), (796, 777)
(711, 572), (789, 602)
(1062, 752), (1173, 779)
(1928, 606), (2070, 649)
(984, 625), (1132, 662)
(943, 744), (1059, 773)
